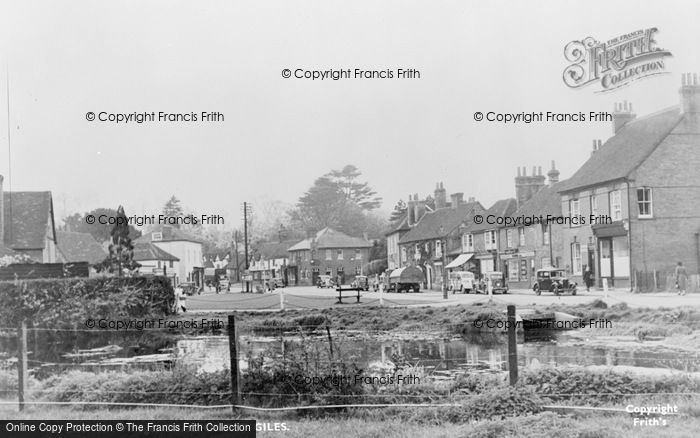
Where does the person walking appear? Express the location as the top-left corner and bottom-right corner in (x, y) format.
(675, 261), (688, 296)
(583, 266), (594, 292)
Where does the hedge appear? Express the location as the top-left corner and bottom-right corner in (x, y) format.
(0, 276), (174, 327)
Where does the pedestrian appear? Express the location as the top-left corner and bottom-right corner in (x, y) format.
(174, 285), (187, 313)
(675, 261), (688, 296)
(583, 266), (594, 292)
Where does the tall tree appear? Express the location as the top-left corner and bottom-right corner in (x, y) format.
(327, 165), (382, 210)
(97, 205), (140, 276)
(61, 208), (140, 243)
(162, 196), (184, 228)
(289, 165), (386, 236)
(389, 199), (408, 224)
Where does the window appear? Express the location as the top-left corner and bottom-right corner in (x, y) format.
(169, 261), (174, 268)
(542, 224), (550, 245)
(337, 249), (344, 260)
(355, 265), (361, 275)
(152, 232), (162, 241)
(462, 234), (474, 252)
(157, 261), (162, 268)
(571, 243), (582, 275)
(435, 240), (443, 257)
(609, 190), (622, 221)
(484, 231), (496, 250)
(569, 199), (580, 227)
(506, 229), (514, 248)
(518, 227), (525, 246)
(590, 195), (598, 216)
(637, 188), (653, 218)
(400, 247), (406, 263)
(508, 259), (519, 281)
(325, 249), (332, 260)
(355, 249), (362, 260)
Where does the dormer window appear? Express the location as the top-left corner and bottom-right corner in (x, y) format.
(152, 232), (163, 241)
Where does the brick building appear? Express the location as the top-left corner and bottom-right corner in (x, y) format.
(499, 162), (563, 289)
(557, 74), (700, 290)
(398, 184), (484, 290)
(461, 198), (517, 277)
(287, 227), (372, 286)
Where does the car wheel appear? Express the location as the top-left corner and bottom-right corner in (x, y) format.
(534, 284), (541, 295)
(571, 288), (577, 296)
(552, 286), (560, 296)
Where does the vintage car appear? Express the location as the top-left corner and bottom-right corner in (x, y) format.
(449, 271), (476, 294)
(179, 282), (199, 296)
(533, 268), (577, 295)
(351, 275), (370, 291)
(316, 275), (335, 288)
(476, 272), (508, 294)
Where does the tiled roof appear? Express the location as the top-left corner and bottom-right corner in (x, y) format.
(134, 225), (203, 244)
(3, 191), (54, 250)
(386, 217), (410, 236)
(133, 242), (179, 262)
(399, 202), (482, 244)
(512, 184), (563, 219)
(56, 231), (107, 264)
(257, 240), (296, 259)
(557, 106), (684, 192)
(465, 198), (517, 232)
(288, 228), (373, 251)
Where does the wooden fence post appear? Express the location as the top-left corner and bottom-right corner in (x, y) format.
(227, 315), (241, 411)
(507, 305), (518, 386)
(17, 320), (27, 411)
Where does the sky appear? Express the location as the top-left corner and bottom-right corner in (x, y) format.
(0, 0), (698, 228)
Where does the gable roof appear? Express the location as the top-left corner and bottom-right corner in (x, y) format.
(386, 216), (410, 236)
(557, 107), (683, 193)
(134, 225), (203, 244)
(288, 227), (373, 251)
(133, 242), (180, 262)
(56, 231), (107, 264)
(512, 183), (564, 219)
(465, 198), (518, 232)
(3, 191), (55, 250)
(257, 240), (296, 259)
(399, 202), (482, 244)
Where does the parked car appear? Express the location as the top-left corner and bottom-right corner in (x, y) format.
(533, 268), (577, 295)
(352, 275), (370, 291)
(476, 272), (508, 294)
(317, 275), (335, 288)
(449, 271), (476, 293)
(218, 276), (230, 292)
(179, 282), (199, 296)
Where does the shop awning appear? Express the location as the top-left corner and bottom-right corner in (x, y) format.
(592, 221), (628, 238)
(445, 253), (474, 269)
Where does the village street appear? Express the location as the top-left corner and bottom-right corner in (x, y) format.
(186, 284), (700, 312)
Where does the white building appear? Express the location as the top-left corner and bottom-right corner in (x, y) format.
(135, 225), (203, 285)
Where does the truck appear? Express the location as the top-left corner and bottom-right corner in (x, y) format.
(449, 271), (476, 293)
(387, 266), (424, 293)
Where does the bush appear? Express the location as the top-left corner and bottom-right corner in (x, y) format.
(0, 277), (174, 327)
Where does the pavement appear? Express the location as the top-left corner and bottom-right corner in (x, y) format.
(185, 284), (700, 312)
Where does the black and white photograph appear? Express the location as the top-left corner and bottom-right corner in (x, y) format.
(1, 1), (699, 437)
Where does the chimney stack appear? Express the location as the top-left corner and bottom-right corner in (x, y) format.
(547, 161), (560, 186)
(450, 192), (464, 208)
(680, 72), (700, 113)
(414, 198), (427, 223)
(468, 196), (475, 203)
(0, 174), (4, 244)
(434, 182), (447, 209)
(515, 165), (546, 208)
(407, 194), (416, 226)
(613, 100), (636, 134)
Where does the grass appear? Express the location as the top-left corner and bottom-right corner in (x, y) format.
(2, 405), (699, 438)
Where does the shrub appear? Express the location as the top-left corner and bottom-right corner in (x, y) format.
(0, 276), (174, 327)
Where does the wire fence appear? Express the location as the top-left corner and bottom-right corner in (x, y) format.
(3, 307), (700, 414)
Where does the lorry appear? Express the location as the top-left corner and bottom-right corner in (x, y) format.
(387, 266), (424, 293)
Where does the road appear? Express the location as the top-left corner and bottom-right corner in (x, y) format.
(185, 284), (700, 312)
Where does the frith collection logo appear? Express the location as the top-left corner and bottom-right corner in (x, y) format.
(563, 28), (672, 92)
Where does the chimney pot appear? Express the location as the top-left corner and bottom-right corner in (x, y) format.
(517, 167), (521, 177)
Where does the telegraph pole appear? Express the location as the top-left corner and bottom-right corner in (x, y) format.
(242, 203), (252, 292)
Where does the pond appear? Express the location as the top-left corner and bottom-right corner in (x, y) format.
(1, 328), (698, 379)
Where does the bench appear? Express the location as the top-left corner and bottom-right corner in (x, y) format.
(335, 286), (362, 304)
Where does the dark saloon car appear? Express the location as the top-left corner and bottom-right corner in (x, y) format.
(533, 268), (577, 295)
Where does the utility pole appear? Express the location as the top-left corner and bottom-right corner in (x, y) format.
(233, 230), (240, 282)
(242, 203), (252, 292)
